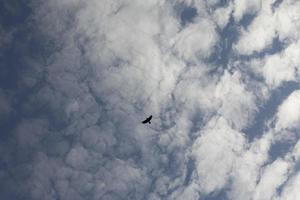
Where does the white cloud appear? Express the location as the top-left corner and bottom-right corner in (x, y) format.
(250, 40), (300, 88)
(276, 172), (300, 200)
(81, 125), (116, 153)
(235, 0), (300, 55)
(3, 0), (300, 199)
(65, 146), (92, 170)
(94, 159), (149, 199)
(229, 134), (272, 200)
(215, 71), (257, 130)
(275, 0), (300, 41)
(174, 182), (200, 200)
(232, 0), (261, 21)
(291, 140), (300, 161)
(213, 3), (233, 29)
(253, 159), (290, 200)
(192, 116), (245, 194)
(173, 18), (218, 62)
(275, 90), (300, 131)
(234, 11), (275, 55)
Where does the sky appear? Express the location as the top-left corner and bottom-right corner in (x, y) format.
(0, 0), (300, 199)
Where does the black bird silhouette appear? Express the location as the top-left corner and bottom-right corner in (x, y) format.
(142, 115), (152, 124)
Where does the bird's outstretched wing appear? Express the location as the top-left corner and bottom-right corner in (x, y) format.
(142, 115), (152, 124)
(142, 119), (148, 123)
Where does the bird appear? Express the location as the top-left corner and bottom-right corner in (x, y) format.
(142, 115), (152, 124)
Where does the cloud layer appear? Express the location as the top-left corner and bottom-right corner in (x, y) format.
(1, 0), (300, 199)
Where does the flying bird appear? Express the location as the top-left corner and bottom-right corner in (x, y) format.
(142, 115), (152, 124)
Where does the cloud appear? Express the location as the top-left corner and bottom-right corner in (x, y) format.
(173, 182), (200, 200)
(253, 158), (290, 200)
(2, 0), (300, 199)
(173, 18), (218, 62)
(275, 90), (300, 131)
(232, 0), (261, 22)
(215, 71), (257, 130)
(234, 7), (275, 55)
(192, 116), (245, 194)
(212, 3), (233, 28)
(234, 0), (300, 55)
(276, 172), (300, 200)
(229, 133), (272, 200)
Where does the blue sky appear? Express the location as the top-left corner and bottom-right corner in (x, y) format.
(1, 0), (300, 200)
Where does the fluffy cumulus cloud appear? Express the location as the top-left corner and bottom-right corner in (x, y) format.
(234, 0), (300, 55)
(275, 90), (300, 131)
(1, 0), (300, 199)
(192, 116), (245, 194)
